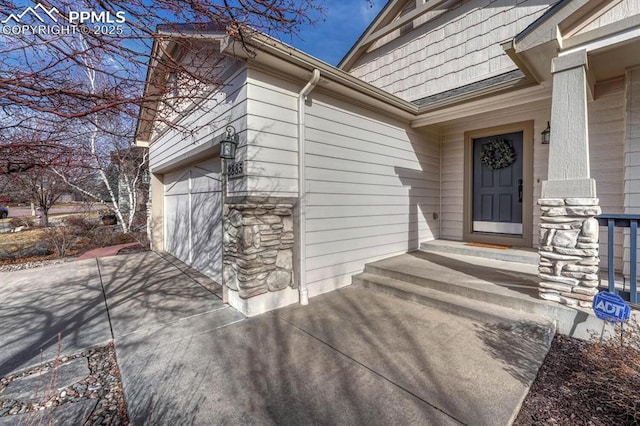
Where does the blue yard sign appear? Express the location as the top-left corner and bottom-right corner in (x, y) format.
(592, 292), (631, 322)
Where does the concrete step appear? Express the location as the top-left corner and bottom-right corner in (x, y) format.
(420, 240), (539, 265)
(353, 272), (554, 329)
(362, 261), (545, 318)
(353, 251), (606, 338)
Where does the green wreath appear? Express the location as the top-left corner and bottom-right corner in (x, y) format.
(480, 138), (516, 170)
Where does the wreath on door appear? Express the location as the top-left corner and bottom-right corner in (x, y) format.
(480, 138), (516, 170)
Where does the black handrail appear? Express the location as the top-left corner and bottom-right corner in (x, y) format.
(596, 214), (640, 304)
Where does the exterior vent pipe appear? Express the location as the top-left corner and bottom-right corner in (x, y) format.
(297, 69), (320, 305)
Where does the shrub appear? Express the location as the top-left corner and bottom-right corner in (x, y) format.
(115, 233), (136, 244)
(90, 226), (118, 247)
(9, 217), (35, 228)
(62, 216), (97, 234)
(40, 226), (75, 258)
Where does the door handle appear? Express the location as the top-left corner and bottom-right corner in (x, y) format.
(518, 179), (523, 203)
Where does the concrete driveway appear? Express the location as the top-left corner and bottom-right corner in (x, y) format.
(0, 251), (554, 425)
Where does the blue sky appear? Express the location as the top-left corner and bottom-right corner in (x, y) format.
(3, 0), (386, 67)
(287, 0), (386, 66)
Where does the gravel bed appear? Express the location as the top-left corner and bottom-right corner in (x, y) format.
(514, 333), (640, 425)
(0, 343), (129, 425)
(1, 256), (132, 424)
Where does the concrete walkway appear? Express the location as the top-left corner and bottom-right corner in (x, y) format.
(0, 251), (555, 425)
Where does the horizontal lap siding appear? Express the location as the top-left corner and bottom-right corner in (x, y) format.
(304, 96), (440, 296)
(150, 65), (248, 177)
(624, 69), (640, 275)
(590, 79), (625, 272)
(348, 0), (552, 102)
(246, 68), (300, 197)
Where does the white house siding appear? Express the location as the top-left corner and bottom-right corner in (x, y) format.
(590, 79), (625, 272)
(623, 68), (640, 276)
(149, 62), (248, 180)
(244, 67), (300, 198)
(347, 0), (553, 102)
(304, 94), (440, 296)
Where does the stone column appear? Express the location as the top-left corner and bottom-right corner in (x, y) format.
(539, 50), (600, 307)
(223, 197), (296, 299)
(538, 198), (600, 307)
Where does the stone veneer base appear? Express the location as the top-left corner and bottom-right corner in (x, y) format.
(538, 198), (601, 308)
(223, 196), (297, 305)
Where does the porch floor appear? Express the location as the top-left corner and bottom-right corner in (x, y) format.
(419, 239), (539, 265)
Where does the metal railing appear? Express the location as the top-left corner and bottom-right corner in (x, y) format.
(597, 214), (640, 304)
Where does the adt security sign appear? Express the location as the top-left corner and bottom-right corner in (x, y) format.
(592, 292), (631, 322)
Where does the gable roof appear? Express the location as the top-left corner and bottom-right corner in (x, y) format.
(338, 0), (457, 70)
(135, 24), (230, 145)
(135, 25), (419, 145)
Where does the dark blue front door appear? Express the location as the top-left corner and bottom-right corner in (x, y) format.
(473, 132), (523, 235)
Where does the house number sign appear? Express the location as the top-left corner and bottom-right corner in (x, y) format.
(227, 160), (245, 179)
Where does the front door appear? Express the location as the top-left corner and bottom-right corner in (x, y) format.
(472, 131), (523, 236)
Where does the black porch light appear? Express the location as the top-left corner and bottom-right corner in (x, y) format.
(220, 125), (239, 160)
(541, 121), (551, 145)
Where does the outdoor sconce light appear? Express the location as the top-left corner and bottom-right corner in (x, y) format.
(220, 125), (239, 160)
(541, 122), (551, 145)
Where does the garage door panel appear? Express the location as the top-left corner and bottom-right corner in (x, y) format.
(191, 192), (222, 281)
(165, 194), (191, 263)
(191, 168), (221, 194)
(164, 159), (222, 283)
(165, 170), (190, 195)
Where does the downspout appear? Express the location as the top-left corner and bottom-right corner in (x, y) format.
(298, 69), (321, 305)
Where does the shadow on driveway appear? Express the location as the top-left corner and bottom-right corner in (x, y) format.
(1, 252), (553, 425)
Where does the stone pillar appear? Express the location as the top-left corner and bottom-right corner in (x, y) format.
(223, 197), (296, 299)
(538, 198), (601, 307)
(539, 50), (600, 306)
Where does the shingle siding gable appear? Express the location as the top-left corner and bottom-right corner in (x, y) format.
(348, 0), (554, 102)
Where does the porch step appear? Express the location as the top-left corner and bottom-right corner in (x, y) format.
(420, 240), (539, 265)
(352, 250), (603, 338)
(353, 272), (553, 328)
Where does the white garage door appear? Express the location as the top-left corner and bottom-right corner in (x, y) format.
(164, 158), (222, 283)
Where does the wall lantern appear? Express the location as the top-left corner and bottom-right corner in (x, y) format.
(220, 125), (239, 160)
(541, 122), (551, 145)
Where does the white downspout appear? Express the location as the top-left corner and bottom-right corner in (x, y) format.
(298, 69), (321, 305)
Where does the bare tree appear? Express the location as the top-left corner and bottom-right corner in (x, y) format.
(8, 161), (85, 226)
(0, 0), (324, 231)
(0, 0), (324, 132)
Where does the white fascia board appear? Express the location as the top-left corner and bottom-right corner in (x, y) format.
(411, 84), (552, 127)
(561, 23), (640, 56)
(226, 37), (418, 121)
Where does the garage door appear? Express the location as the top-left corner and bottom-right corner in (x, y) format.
(164, 158), (222, 283)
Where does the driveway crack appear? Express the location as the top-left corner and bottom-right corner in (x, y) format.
(96, 258), (115, 341)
